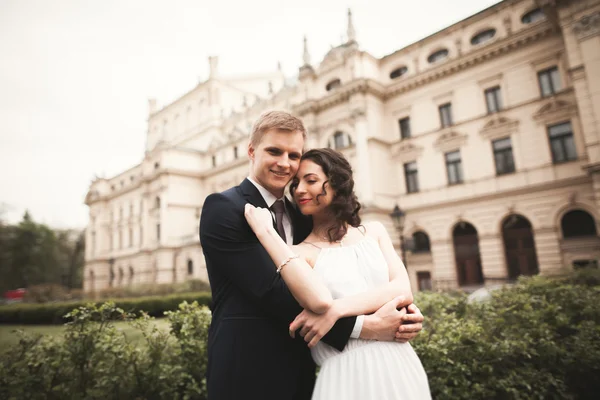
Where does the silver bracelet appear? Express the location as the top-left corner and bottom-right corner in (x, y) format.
(277, 254), (299, 274)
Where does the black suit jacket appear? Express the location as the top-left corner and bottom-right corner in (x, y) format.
(199, 179), (356, 400)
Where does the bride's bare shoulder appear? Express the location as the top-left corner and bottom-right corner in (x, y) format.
(291, 243), (321, 268)
(358, 221), (388, 241)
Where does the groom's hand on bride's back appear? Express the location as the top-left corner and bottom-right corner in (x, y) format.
(360, 297), (423, 342)
(395, 303), (423, 343)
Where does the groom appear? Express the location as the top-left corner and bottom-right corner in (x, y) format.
(200, 111), (423, 400)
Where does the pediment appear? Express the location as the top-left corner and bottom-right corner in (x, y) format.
(391, 140), (424, 162)
(533, 99), (577, 125)
(434, 130), (468, 152)
(480, 116), (519, 140)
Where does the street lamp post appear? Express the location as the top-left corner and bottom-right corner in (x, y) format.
(389, 204), (407, 268)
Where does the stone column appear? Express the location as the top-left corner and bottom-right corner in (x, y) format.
(533, 228), (565, 275)
(478, 234), (508, 284)
(568, 11), (600, 210)
(431, 240), (458, 290)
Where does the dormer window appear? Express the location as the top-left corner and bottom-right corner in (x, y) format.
(522, 8), (545, 24)
(428, 49), (449, 64)
(326, 79), (341, 91)
(390, 66), (408, 79)
(471, 29), (496, 46)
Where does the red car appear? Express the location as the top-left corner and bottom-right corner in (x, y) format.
(3, 288), (26, 303)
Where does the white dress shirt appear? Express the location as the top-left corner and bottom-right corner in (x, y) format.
(246, 177), (364, 338)
(247, 176), (293, 245)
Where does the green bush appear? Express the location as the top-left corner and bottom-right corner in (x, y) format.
(0, 291), (212, 325)
(0, 301), (210, 400)
(412, 269), (600, 400)
(1, 270), (598, 399)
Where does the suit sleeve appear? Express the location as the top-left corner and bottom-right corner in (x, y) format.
(199, 193), (355, 351)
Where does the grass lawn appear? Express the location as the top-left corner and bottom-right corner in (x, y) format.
(0, 318), (171, 353)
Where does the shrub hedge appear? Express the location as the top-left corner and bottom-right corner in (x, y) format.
(0, 269), (598, 399)
(0, 291), (212, 325)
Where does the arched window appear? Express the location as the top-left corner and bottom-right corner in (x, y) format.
(329, 131), (352, 150)
(412, 231), (431, 253)
(390, 66), (408, 79)
(471, 29), (496, 45)
(187, 259), (194, 276)
(326, 79), (341, 91)
(452, 222), (484, 286)
(561, 210), (597, 238)
(428, 49), (449, 64)
(522, 8), (545, 24)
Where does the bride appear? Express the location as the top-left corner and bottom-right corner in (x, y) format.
(244, 148), (431, 399)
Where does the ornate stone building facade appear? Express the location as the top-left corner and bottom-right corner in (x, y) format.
(84, 0), (600, 292)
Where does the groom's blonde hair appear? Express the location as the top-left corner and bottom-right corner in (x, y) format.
(250, 111), (306, 146)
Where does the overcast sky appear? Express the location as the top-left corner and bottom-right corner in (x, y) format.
(0, 0), (502, 229)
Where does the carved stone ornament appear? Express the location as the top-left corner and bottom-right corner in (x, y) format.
(433, 130), (468, 153)
(391, 141), (424, 163)
(573, 12), (600, 41)
(479, 116), (519, 141)
(533, 99), (577, 125)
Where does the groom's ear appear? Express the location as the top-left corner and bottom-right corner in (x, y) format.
(248, 142), (255, 161)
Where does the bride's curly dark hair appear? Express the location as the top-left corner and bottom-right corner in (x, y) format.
(290, 148), (361, 242)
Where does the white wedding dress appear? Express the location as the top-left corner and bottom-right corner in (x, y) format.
(310, 237), (431, 400)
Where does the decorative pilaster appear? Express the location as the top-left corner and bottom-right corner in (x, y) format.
(351, 109), (373, 205)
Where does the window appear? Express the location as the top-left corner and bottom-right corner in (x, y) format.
(561, 210), (597, 238)
(492, 137), (515, 175)
(390, 66), (408, 79)
(417, 271), (433, 291)
(538, 67), (561, 97)
(212, 155), (216, 167)
(548, 122), (577, 163)
(428, 49), (449, 64)
(399, 117), (411, 139)
(156, 223), (161, 242)
(234, 146), (238, 159)
(413, 231), (431, 253)
(187, 259), (194, 275)
(445, 150), (463, 184)
(471, 29), (496, 45)
(326, 79), (341, 91)
(155, 196), (161, 209)
(522, 8), (545, 24)
(404, 162), (419, 193)
(485, 86), (502, 113)
(154, 162), (160, 169)
(332, 132), (352, 149)
(439, 103), (453, 128)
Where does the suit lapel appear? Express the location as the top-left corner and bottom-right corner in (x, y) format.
(240, 178), (269, 209)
